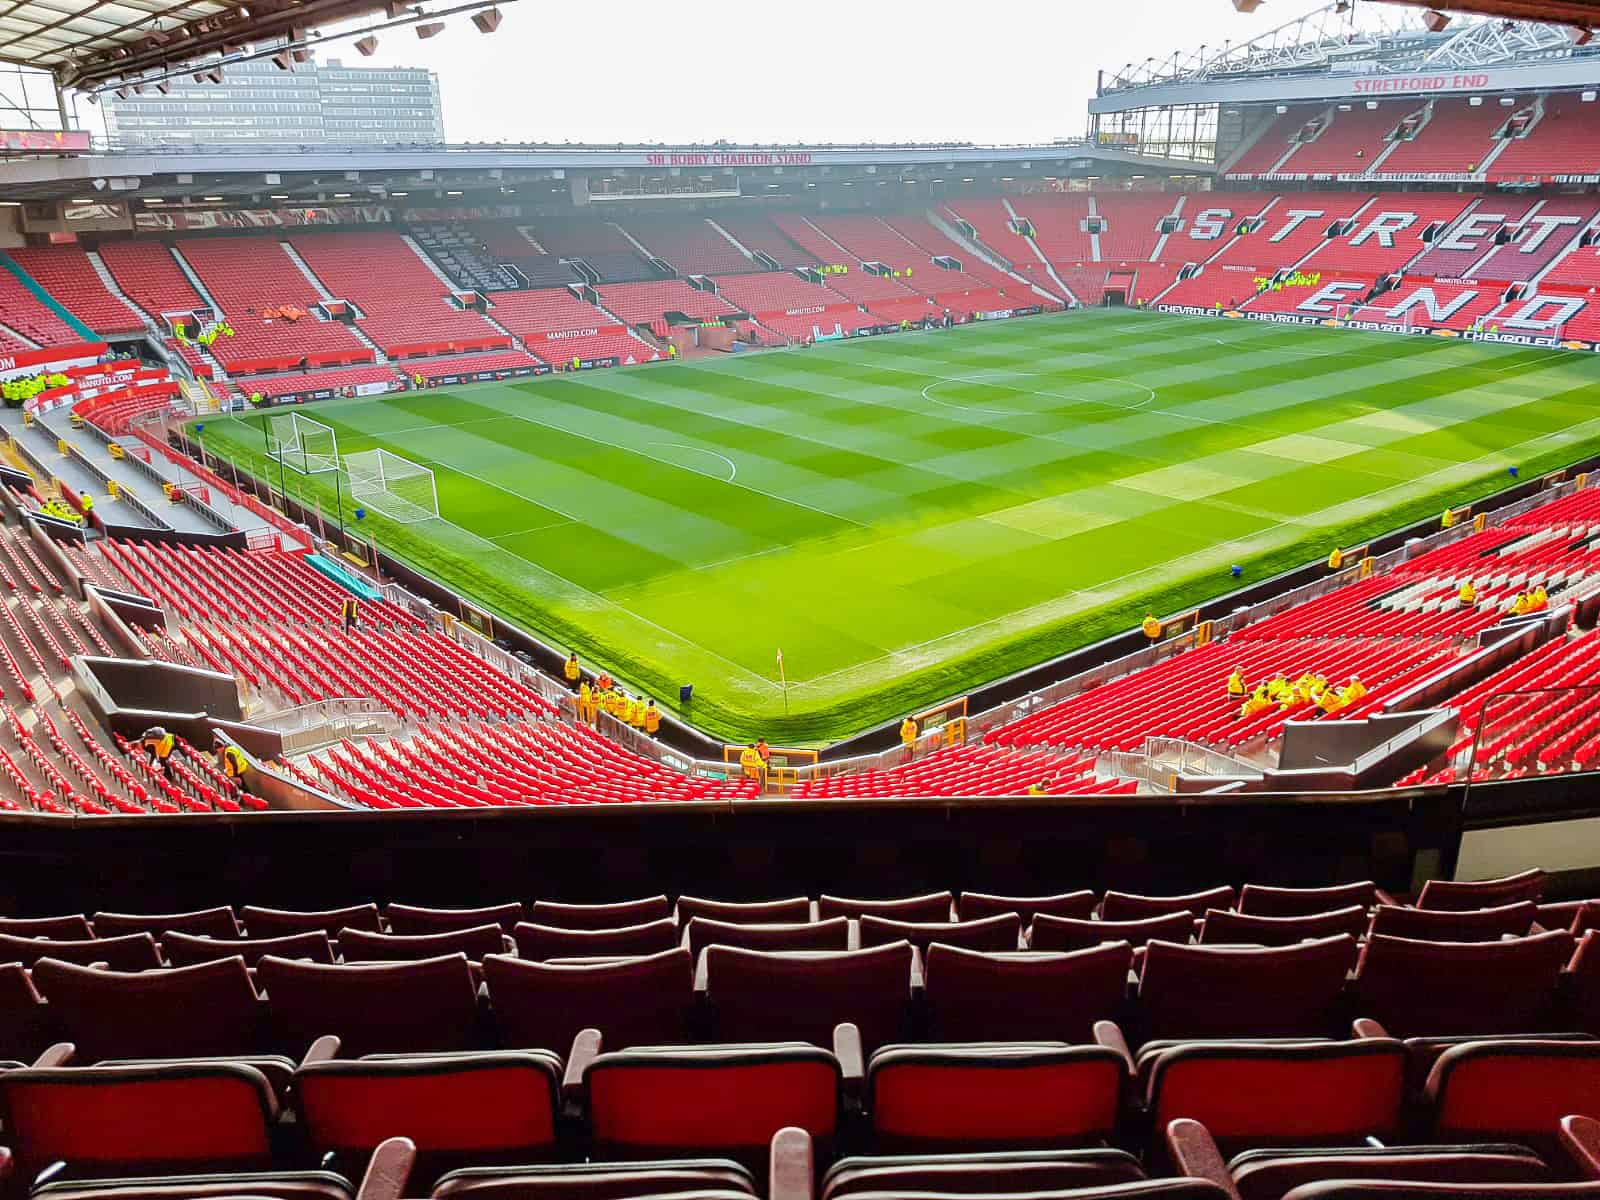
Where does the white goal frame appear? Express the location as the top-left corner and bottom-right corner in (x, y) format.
(345, 448), (440, 524)
(1332, 301), (1412, 332)
(266, 412), (340, 475)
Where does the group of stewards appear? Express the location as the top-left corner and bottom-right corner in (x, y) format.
(565, 653), (661, 737)
(141, 726), (251, 782)
(738, 739), (774, 785)
(1229, 668), (1366, 719)
(1457, 580), (1549, 615)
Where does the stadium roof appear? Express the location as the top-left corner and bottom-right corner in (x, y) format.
(1368, 0), (1600, 28)
(0, 0), (505, 92)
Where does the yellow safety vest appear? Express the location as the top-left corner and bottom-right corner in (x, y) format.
(900, 719), (918, 746)
(564, 657), (581, 682)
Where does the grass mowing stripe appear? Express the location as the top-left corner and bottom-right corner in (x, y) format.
(190, 309), (1600, 744)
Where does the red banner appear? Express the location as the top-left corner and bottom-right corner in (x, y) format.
(0, 129), (90, 153)
(0, 342), (108, 377)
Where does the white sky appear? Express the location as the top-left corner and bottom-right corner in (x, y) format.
(343, 0), (1334, 145)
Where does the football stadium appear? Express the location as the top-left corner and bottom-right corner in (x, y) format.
(12, 0), (1600, 1191)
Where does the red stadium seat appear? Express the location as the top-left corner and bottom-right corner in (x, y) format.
(701, 943), (915, 1052)
(923, 942), (1131, 1044)
(528, 896), (672, 930)
(859, 914), (1021, 954)
(512, 919), (680, 962)
(1031, 912), (1196, 952)
(339, 925), (509, 964)
(685, 917), (850, 957)
(1136, 937), (1357, 1043)
(241, 904), (385, 939)
(483, 949), (695, 1055)
(258, 954), (481, 1056)
(386, 903), (526, 935)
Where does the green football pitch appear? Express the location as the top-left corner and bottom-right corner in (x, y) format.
(192, 308), (1600, 745)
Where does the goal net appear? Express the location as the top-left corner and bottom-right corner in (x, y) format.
(1332, 301), (1412, 332)
(345, 448), (439, 524)
(267, 412), (339, 475)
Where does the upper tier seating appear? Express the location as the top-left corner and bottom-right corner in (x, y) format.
(1286, 104), (1408, 176)
(176, 238), (374, 373)
(1226, 105), (1325, 177)
(1377, 100), (1507, 177)
(529, 219), (654, 282)
(9, 246), (147, 336)
(621, 217), (756, 276)
(1487, 93), (1600, 182)
(289, 232), (511, 358)
(98, 240), (206, 320)
(409, 223), (521, 292)
(1207, 194), (1374, 270)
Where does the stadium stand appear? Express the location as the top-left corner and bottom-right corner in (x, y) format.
(1284, 103), (1407, 176)
(288, 232), (512, 359)
(7, 246), (147, 337)
(0, 256), (94, 348)
(880, 214), (1025, 291)
(1093, 192), (1183, 263)
(1487, 92), (1600, 183)
(228, 364), (402, 400)
(487, 288), (656, 365)
(528, 218), (656, 282)
(1207, 193), (1374, 271)
(98, 240), (206, 322)
(595, 279), (740, 329)
(1470, 197), (1600, 283)
(1408, 196), (1543, 279)
(1007, 193), (1096, 266)
(621, 216), (757, 276)
(408, 222), (521, 292)
(1225, 105), (1327, 177)
(712, 212), (818, 269)
(1377, 99), (1508, 177)
(1299, 194), (1474, 275)
(403, 349), (547, 381)
(175, 238), (375, 373)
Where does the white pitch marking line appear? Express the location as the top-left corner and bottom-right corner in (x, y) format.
(648, 441), (738, 482)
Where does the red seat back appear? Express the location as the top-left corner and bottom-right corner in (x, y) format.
(686, 917), (848, 958)
(386, 902), (525, 934)
(240, 904), (383, 938)
(1138, 936), (1356, 1042)
(341, 924), (506, 964)
(1102, 887), (1235, 921)
(1368, 902), (1537, 943)
(957, 891), (1097, 924)
(92, 907), (241, 939)
(858, 914), (1020, 955)
(1200, 907), (1370, 947)
(528, 896), (671, 930)
(867, 1043), (1124, 1151)
(483, 949), (694, 1054)
(1429, 1040), (1600, 1142)
(512, 919), (678, 962)
(258, 953), (480, 1055)
(1417, 870), (1544, 912)
(817, 893), (953, 922)
(704, 942), (913, 1052)
(0, 913), (94, 939)
(674, 897), (811, 926)
(0, 932), (162, 971)
(1238, 882), (1378, 918)
(924, 942), (1130, 1043)
(165, 930), (335, 968)
(1031, 911), (1194, 951)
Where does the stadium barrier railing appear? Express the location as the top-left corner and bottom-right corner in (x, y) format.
(256, 698), (404, 756)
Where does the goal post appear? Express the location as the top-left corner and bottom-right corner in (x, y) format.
(266, 412), (340, 475)
(345, 448), (439, 524)
(1332, 301), (1412, 332)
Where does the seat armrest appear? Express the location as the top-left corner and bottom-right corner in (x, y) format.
(355, 1136), (416, 1200)
(0, 1145), (12, 1186)
(33, 1043), (75, 1068)
(564, 1028), (603, 1104)
(1165, 1119), (1242, 1200)
(1093, 1020), (1134, 1074)
(1373, 888), (1399, 908)
(1562, 1115), (1600, 1180)
(769, 1127), (813, 1200)
(300, 1034), (341, 1068)
(1352, 1017), (1390, 1040)
(833, 1022), (864, 1094)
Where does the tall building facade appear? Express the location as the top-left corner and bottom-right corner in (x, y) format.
(103, 57), (444, 147)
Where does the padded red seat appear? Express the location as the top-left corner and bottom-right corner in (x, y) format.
(0, 1061), (279, 1178)
(820, 1148), (1148, 1200)
(241, 904), (384, 938)
(1147, 1040), (1406, 1152)
(482, 949), (695, 1054)
(0, 932), (162, 971)
(31, 1169), (357, 1200)
(858, 914), (1020, 954)
(584, 1040), (842, 1173)
(818, 893), (953, 922)
(1137, 937), (1356, 1043)
(958, 891), (1098, 924)
(1428, 1040), (1600, 1148)
(1103, 888), (1236, 922)
(1032, 912), (1194, 952)
(1200, 907), (1370, 947)
(866, 1042), (1125, 1152)
(528, 896), (671, 930)
(1417, 870), (1545, 912)
(430, 1156), (757, 1200)
(1239, 883), (1381, 918)
(0, 913), (95, 939)
(702, 943), (914, 1052)
(1567, 932), (1600, 1035)
(1352, 931), (1574, 1038)
(340, 925), (508, 964)
(675, 897), (811, 926)
(1368, 902), (1537, 943)
(923, 943), (1131, 1044)
(686, 917), (849, 958)
(258, 953), (481, 1056)
(386, 903), (525, 935)
(296, 1050), (562, 1175)
(164, 931), (334, 968)
(30, 957), (271, 1061)
(1275, 1181), (1600, 1197)
(512, 919), (679, 962)
(92, 908), (241, 939)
